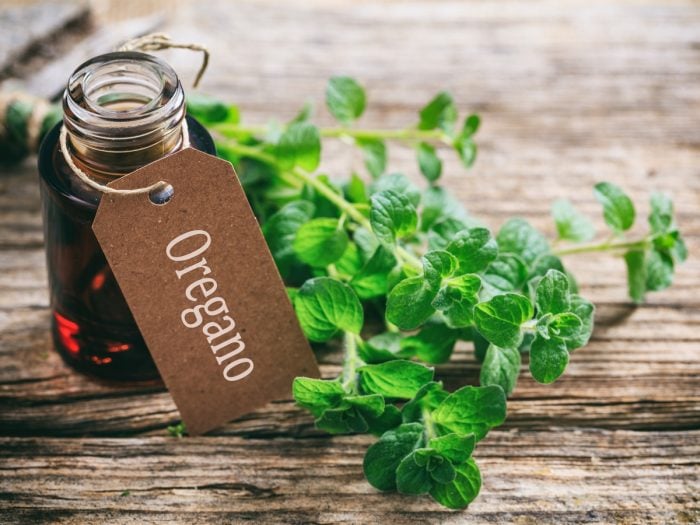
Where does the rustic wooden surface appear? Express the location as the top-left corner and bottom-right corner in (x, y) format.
(1, 1), (699, 523)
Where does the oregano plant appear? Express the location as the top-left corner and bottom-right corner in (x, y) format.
(187, 78), (687, 509)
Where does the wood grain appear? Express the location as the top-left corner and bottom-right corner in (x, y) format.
(1, 0), (699, 522)
(0, 1), (90, 80)
(1, 430), (698, 524)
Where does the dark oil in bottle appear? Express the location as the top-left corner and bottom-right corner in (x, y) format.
(38, 51), (216, 381)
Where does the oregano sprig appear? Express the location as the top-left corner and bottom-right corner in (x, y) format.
(187, 78), (687, 509)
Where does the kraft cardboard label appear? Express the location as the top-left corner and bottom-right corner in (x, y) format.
(92, 148), (320, 435)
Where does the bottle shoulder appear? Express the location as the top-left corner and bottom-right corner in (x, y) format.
(38, 116), (217, 215)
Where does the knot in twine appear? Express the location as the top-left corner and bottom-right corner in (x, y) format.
(61, 33), (208, 196)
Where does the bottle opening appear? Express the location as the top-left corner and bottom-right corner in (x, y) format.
(63, 51), (186, 179)
(82, 58), (164, 115)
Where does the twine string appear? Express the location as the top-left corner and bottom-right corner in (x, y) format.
(59, 33), (208, 196)
(117, 32), (209, 89)
(59, 119), (189, 195)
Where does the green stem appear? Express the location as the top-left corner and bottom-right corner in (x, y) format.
(341, 332), (363, 393)
(291, 166), (372, 229)
(422, 407), (438, 443)
(553, 237), (651, 257)
(212, 123), (451, 144)
(215, 138), (423, 271)
(521, 319), (538, 334)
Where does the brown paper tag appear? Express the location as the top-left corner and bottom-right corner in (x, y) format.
(92, 148), (320, 435)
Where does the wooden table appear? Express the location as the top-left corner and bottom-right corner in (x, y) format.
(1, 1), (699, 523)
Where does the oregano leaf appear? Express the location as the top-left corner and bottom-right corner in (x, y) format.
(294, 277), (363, 341)
(370, 190), (418, 246)
(293, 218), (349, 267)
(594, 182), (635, 233)
(473, 293), (533, 349)
(326, 76), (366, 124)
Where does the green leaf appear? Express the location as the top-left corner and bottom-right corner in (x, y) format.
(432, 274), (482, 328)
(429, 455), (457, 484)
(429, 459), (481, 509)
(335, 243), (363, 277)
(186, 93), (239, 124)
(350, 246), (397, 299)
(474, 293), (533, 349)
(417, 142), (442, 183)
(326, 76), (366, 124)
(432, 385), (507, 441)
(370, 190), (418, 246)
(418, 92), (457, 131)
(535, 269), (570, 315)
(402, 382), (449, 423)
(345, 173), (369, 204)
(359, 335), (404, 364)
(294, 277), (363, 341)
(648, 192), (674, 235)
(386, 276), (438, 330)
(462, 114), (480, 137)
(473, 332), (490, 362)
(551, 199), (595, 242)
(624, 250), (646, 303)
(401, 321), (460, 365)
(292, 378), (345, 417)
(365, 405), (403, 436)
(359, 139), (387, 179)
(276, 122), (321, 171)
(497, 218), (551, 266)
(396, 452), (433, 495)
(345, 394), (385, 417)
(567, 295), (595, 349)
(429, 433), (476, 464)
(482, 254), (528, 297)
(421, 188), (469, 232)
(289, 101), (313, 124)
(263, 201), (315, 279)
(370, 173), (421, 207)
(671, 236), (688, 264)
(645, 248), (674, 291)
(454, 135), (477, 168)
(548, 313), (583, 342)
(528, 254), (565, 281)
(293, 218), (349, 267)
(594, 182), (636, 233)
(480, 345), (521, 396)
(422, 250), (458, 283)
(446, 228), (498, 274)
(358, 360), (434, 399)
(529, 336), (569, 384)
(315, 406), (368, 434)
(363, 423), (424, 491)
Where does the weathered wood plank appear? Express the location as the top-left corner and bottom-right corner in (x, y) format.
(0, 430), (698, 524)
(0, 1), (90, 80)
(1, 300), (699, 436)
(0, 0), (699, 520)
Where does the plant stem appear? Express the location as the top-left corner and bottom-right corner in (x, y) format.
(553, 237), (651, 257)
(341, 332), (363, 393)
(422, 407), (438, 442)
(291, 166), (372, 229)
(215, 137), (424, 271)
(521, 319), (538, 333)
(212, 123), (451, 144)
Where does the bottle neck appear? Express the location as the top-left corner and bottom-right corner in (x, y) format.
(62, 51), (186, 181)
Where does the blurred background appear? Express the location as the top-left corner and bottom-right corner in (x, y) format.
(1, 0), (698, 285)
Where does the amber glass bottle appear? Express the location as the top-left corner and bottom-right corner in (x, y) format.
(38, 51), (215, 381)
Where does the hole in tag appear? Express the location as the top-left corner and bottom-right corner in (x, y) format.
(149, 182), (174, 205)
